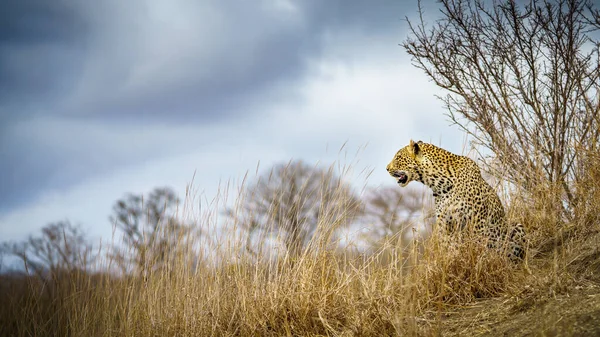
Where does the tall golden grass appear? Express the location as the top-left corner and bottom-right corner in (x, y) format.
(1, 150), (599, 337)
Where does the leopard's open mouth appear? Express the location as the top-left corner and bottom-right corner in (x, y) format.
(391, 171), (408, 184)
(397, 173), (408, 184)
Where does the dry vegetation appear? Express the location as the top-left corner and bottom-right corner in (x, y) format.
(1, 151), (599, 337)
(2, 0), (600, 336)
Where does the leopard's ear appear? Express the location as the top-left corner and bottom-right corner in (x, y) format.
(408, 139), (421, 159)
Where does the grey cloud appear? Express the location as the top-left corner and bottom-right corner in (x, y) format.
(0, 0), (417, 212)
(0, 0), (88, 118)
(2, 0), (414, 121)
(0, 0), (90, 211)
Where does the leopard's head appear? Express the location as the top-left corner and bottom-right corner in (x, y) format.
(386, 140), (424, 187)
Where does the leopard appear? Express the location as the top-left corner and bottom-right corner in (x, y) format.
(386, 140), (526, 262)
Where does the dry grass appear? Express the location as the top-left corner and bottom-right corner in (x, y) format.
(1, 153), (600, 337)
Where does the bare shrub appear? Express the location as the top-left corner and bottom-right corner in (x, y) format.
(404, 0), (600, 223)
(110, 187), (196, 275)
(2, 221), (96, 280)
(0, 222), (100, 336)
(227, 160), (362, 258)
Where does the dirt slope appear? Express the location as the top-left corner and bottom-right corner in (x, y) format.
(438, 286), (600, 336)
(441, 230), (600, 337)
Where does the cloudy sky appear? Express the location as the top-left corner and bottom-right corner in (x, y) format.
(0, 0), (465, 243)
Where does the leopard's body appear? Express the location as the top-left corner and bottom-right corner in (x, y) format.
(386, 140), (525, 261)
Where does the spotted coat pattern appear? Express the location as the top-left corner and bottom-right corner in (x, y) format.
(386, 140), (526, 261)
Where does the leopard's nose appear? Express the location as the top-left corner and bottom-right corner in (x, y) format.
(386, 163), (392, 172)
